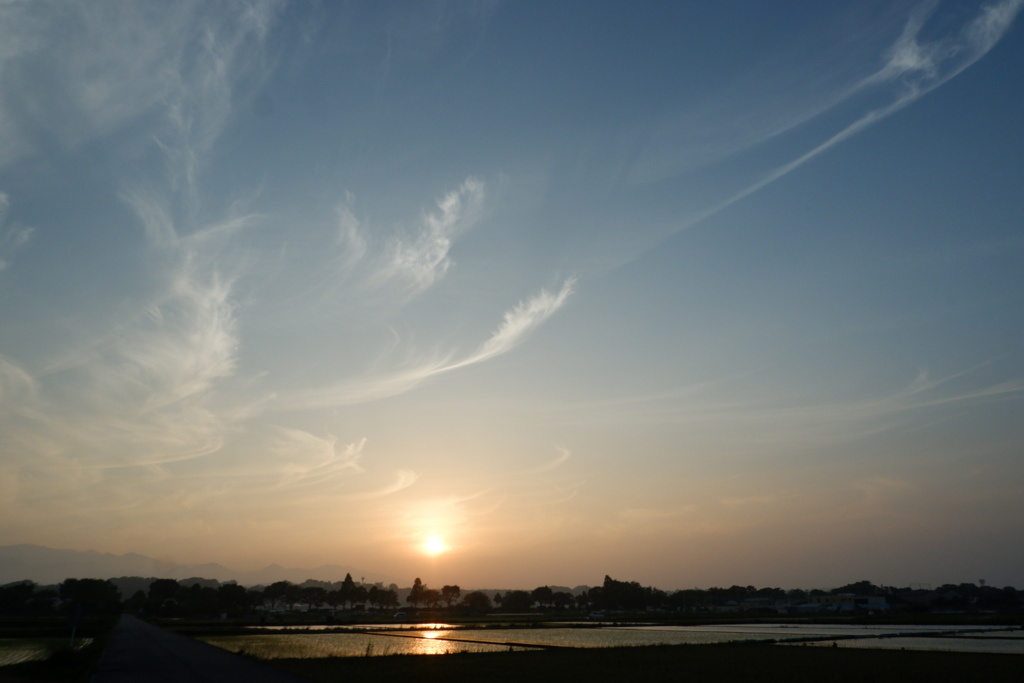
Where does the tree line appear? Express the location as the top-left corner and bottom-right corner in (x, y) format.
(2, 574), (1020, 619)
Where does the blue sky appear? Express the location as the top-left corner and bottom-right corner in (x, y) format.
(1, 0), (1022, 590)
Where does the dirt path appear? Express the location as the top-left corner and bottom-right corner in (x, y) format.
(91, 615), (311, 683)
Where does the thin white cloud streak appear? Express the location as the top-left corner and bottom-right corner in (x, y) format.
(152, 1), (283, 213)
(0, 5), (564, 549)
(0, 1), (283, 173)
(0, 0), (281, 470)
(126, 268), (238, 413)
(527, 447), (573, 474)
(335, 195), (368, 267)
(0, 199), (254, 472)
(285, 277), (576, 410)
(38, 1), (286, 468)
(269, 430), (366, 488)
(656, 0), (1023, 244)
(142, 430), (368, 493)
(286, 360), (452, 410)
(4, 426), (411, 532)
(552, 367), (1024, 455)
(448, 277), (577, 370)
(273, 179), (486, 320)
(338, 470), (421, 500)
(0, 354), (36, 404)
(0, 191), (33, 271)
(367, 177), (485, 300)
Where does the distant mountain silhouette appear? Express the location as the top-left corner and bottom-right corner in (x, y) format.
(0, 544), (393, 587)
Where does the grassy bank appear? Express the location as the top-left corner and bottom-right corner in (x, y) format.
(0, 638), (107, 683)
(267, 643), (1021, 683)
(0, 618), (113, 683)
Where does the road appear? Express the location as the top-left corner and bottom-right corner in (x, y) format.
(91, 614), (311, 682)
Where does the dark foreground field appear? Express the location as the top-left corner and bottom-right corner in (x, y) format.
(0, 642), (104, 683)
(269, 644), (1020, 683)
(1, 640), (1020, 683)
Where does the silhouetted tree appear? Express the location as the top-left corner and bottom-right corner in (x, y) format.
(325, 589), (341, 612)
(601, 575), (647, 610)
(501, 590), (533, 612)
(61, 578), (120, 616)
(123, 589), (147, 614)
(180, 583), (219, 617)
(552, 591), (574, 611)
(340, 573), (358, 608)
(831, 580), (880, 595)
(352, 584), (368, 608)
(29, 586), (58, 616)
(247, 587), (267, 613)
(407, 578), (426, 608)
(0, 582), (33, 616)
(264, 581), (294, 611)
(531, 586), (554, 609)
(459, 591), (491, 615)
(284, 583), (303, 611)
(301, 586), (327, 612)
(422, 588), (441, 608)
(648, 588), (668, 610)
(148, 579), (181, 616)
(441, 585), (461, 608)
(366, 585), (383, 609)
(380, 587), (399, 610)
(217, 583), (250, 617)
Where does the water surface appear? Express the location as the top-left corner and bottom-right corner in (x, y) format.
(202, 632), (536, 658)
(214, 623), (1024, 658)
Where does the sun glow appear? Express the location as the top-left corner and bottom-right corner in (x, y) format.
(423, 534), (447, 556)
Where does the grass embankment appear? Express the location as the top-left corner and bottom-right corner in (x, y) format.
(267, 644), (1021, 683)
(0, 639), (106, 683)
(0, 618), (113, 683)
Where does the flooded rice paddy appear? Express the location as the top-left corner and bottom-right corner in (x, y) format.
(201, 631), (538, 658)
(200, 623), (1024, 658)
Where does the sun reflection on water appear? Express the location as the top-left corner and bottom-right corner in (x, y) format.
(407, 631), (460, 655)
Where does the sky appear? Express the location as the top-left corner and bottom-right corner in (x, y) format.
(1, 0), (1022, 591)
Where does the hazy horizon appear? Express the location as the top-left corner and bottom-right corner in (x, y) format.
(5, 543), (1016, 593)
(1, 1), (1022, 591)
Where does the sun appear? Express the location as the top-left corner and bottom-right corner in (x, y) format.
(423, 534), (448, 556)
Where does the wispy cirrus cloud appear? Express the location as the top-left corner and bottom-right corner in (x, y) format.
(681, 0), (1023, 229)
(0, 192), (33, 271)
(547, 366), (1024, 460)
(0, 1), (278, 474)
(0, 194), (255, 475)
(275, 179), (486, 318)
(610, 0), (1023, 275)
(286, 276), (576, 410)
(269, 430), (366, 488)
(448, 276), (576, 370)
(151, 1), (283, 211)
(0, 2), (285, 477)
(372, 177), (485, 298)
(337, 470), (421, 501)
(0, 1), (283, 173)
(526, 447), (573, 474)
(0, 354), (36, 405)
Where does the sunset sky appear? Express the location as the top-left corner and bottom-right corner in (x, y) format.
(1, 0), (1022, 591)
